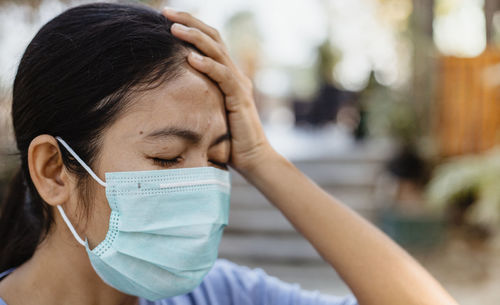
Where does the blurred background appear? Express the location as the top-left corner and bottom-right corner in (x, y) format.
(1, 0), (500, 304)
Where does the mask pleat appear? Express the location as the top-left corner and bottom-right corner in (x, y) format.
(113, 225), (224, 271)
(115, 191), (229, 234)
(87, 248), (202, 300)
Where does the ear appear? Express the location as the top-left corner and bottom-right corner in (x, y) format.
(28, 134), (71, 207)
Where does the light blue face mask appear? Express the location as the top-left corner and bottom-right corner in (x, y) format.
(54, 136), (231, 301)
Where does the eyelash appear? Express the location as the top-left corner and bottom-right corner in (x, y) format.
(152, 157), (228, 169)
(152, 157), (182, 167)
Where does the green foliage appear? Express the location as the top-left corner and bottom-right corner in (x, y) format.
(426, 147), (500, 227)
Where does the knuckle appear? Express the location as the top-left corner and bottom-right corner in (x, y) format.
(222, 67), (233, 79)
(208, 26), (221, 39)
(209, 59), (218, 69)
(177, 11), (192, 19)
(214, 44), (227, 58)
(191, 27), (202, 37)
(241, 97), (253, 108)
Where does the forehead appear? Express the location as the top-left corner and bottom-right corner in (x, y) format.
(114, 66), (226, 135)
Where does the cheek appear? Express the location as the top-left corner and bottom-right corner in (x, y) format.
(84, 184), (111, 250)
(99, 136), (153, 173)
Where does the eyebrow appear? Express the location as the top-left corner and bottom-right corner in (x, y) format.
(145, 127), (230, 147)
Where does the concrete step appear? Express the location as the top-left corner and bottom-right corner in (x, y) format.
(230, 161), (384, 189)
(221, 137), (392, 262)
(229, 158), (382, 215)
(219, 233), (321, 262)
(227, 209), (296, 233)
(226, 206), (376, 234)
(230, 184), (375, 211)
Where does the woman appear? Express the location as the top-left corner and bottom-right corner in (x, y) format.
(0, 2), (458, 305)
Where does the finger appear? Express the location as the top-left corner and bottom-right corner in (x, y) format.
(187, 51), (242, 99)
(171, 23), (228, 65)
(162, 7), (222, 43)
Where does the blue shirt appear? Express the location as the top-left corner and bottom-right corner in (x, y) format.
(0, 258), (358, 305)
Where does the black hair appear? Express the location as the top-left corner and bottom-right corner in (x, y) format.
(0, 2), (194, 271)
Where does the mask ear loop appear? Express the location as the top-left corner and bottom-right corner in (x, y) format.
(54, 136), (106, 247)
(55, 136), (107, 187)
(56, 205), (86, 246)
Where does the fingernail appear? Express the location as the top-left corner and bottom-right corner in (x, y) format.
(190, 52), (203, 62)
(172, 23), (189, 32)
(163, 6), (176, 14)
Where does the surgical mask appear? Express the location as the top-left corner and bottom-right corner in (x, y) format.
(54, 136), (231, 301)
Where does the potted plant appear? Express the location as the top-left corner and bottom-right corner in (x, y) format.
(426, 146), (500, 241)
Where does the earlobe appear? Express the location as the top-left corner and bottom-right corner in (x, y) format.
(28, 134), (70, 207)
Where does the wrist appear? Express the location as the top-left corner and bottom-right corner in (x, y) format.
(235, 146), (288, 184)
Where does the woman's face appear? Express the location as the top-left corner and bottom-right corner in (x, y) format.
(82, 64), (230, 248)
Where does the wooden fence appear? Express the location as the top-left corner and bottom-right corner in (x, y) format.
(436, 48), (500, 157)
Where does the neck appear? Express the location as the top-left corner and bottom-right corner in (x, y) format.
(0, 221), (138, 305)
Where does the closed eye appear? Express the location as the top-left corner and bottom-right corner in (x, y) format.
(151, 157), (227, 170)
(152, 157), (182, 167)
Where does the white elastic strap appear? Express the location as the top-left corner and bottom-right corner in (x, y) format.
(56, 205), (86, 246)
(159, 179), (230, 189)
(55, 136), (107, 187)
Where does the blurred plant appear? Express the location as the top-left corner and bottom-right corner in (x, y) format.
(225, 11), (261, 80)
(363, 73), (420, 147)
(363, 73), (433, 214)
(426, 146), (500, 229)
